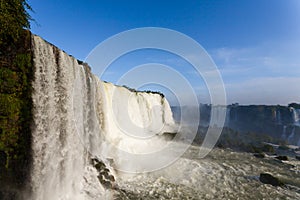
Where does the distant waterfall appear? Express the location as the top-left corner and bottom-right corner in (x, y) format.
(226, 107), (230, 126)
(276, 110), (282, 124)
(30, 35), (176, 200)
(210, 106), (228, 127)
(291, 108), (300, 126)
(281, 125), (287, 140)
(287, 127), (295, 144)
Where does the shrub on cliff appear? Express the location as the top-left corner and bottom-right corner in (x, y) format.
(0, 0), (32, 46)
(0, 0), (33, 195)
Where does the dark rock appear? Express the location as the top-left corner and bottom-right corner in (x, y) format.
(261, 144), (275, 153)
(98, 175), (113, 189)
(253, 153), (265, 158)
(278, 145), (289, 151)
(92, 158), (116, 189)
(275, 156), (288, 161)
(108, 175), (115, 182)
(77, 59), (83, 65)
(91, 158), (106, 172)
(102, 171), (110, 179)
(295, 155), (300, 161)
(162, 132), (176, 140)
(259, 173), (284, 187)
(95, 162), (105, 171)
(101, 168), (110, 173)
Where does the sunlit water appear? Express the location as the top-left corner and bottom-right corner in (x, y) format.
(114, 146), (300, 200)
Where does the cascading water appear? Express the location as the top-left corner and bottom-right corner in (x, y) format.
(287, 127), (296, 144)
(210, 106), (228, 127)
(276, 110), (282, 124)
(30, 35), (176, 200)
(291, 108), (300, 126)
(226, 107), (231, 126)
(31, 35), (110, 200)
(281, 125), (287, 140)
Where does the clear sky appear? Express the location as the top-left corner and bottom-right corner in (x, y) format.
(28, 0), (300, 105)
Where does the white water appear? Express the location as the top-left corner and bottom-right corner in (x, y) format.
(276, 109), (282, 124)
(281, 125), (287, 140)
(288, 127), (296, 144)
(116, 147), (300, 199)
(291, 108), (300, 126)
(211, 106), (228, 127)
(30, 35), (176, 200)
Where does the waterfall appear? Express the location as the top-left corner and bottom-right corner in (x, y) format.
(287, 127), (295, 144)
(30, 35), (176, 199)
(291, 108), (300, 126)
(276, 110), (282, 124)
(281, 125), (287, 140)
(31, 35), (109, 200)
(226, 107), (230, 126)
(210, 106), (227, 127)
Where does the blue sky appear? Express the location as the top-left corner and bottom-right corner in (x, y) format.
(28, 0), (300, 105)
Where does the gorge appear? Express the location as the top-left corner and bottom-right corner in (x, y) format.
(1, 32), (300, 200)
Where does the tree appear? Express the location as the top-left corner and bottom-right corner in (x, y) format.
(0, 0), (32, 45)
(0, 0), (33, 188)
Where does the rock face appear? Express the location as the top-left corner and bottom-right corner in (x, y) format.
(259, 173), (284, 187)
(172, 104), (300, 145)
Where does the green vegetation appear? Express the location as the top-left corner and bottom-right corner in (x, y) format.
(0, 51), (32, 165)
(288, 103), (300, 109)
(122, 84), (165, 98)
(0, 0), (33, 194)
(0, 31), (33, 186)
(0, 0), (32, 45)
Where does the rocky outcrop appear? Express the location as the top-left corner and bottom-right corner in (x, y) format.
(275, 156), (288, 161)
(91, 158), (115, 189)
(253, 153), (265, 158)
(259, 173), (284, 187)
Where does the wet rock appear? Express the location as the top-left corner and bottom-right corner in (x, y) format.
(97, 175), (113, 189)
(259, 173), (284, 187)
(253, 153), (265, 158)
(91, 158), (106, 171)
(295, 155), (300, 161)
(275, 156), (288, 161)
(101, 168), (110, 173)
(91, 157), (116, 189)
(102, 171), (110, 179)
(108, 175), (115, 182)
